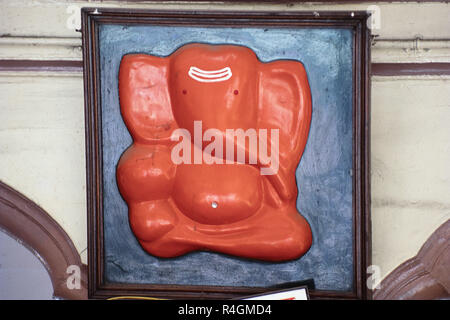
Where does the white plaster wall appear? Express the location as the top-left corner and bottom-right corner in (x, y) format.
(0, 72), (87, 261)
(371, 76), (450, 278)
(0, 1), (449, 293)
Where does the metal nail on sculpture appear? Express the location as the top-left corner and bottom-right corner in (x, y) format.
(117, 43), (313, 261)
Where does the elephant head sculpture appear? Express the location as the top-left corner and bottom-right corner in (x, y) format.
(116, 43), (313, 261)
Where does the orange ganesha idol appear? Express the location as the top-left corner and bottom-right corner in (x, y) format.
(116, 43), (313, 262)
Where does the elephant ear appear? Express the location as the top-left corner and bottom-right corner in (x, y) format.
(257, 60), (312, 200)
(119, 54), (177, 144)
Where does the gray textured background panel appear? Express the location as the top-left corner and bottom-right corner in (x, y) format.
(99, 25), (353, 291)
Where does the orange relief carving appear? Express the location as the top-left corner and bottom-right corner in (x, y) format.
(117, 43), (313, 261)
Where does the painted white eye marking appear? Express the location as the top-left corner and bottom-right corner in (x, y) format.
(188, 66), (232, 83)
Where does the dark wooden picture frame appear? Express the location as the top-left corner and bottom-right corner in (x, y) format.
(82, 8), (371, 300)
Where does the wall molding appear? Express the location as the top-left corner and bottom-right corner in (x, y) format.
(372, 39), (450, 63)
(371, 63), (450, 76)
(0, 60), (82, 73)
(373, 219), (450, 300)
(0, 181), (87, 300)
(2, 59), (450, 76)
(0, 36), (82, 61)
(2, 36), (450, 63)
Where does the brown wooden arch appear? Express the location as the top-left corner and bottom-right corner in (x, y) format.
(374, 219), (450, 300)
(0, 181), (87, 300)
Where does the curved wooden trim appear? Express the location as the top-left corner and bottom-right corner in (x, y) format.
(373, 219), (450, 300)
(0, 180), (87, 300)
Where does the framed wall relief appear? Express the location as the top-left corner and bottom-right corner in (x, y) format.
(82, 8), (371, 299)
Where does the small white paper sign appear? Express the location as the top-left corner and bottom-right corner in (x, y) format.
(240, 286), (309, 300)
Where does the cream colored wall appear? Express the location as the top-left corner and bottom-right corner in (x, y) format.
(371, 76), (450, 278)
(0, 1), (449, 283)
(0, 72), (87, 260)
